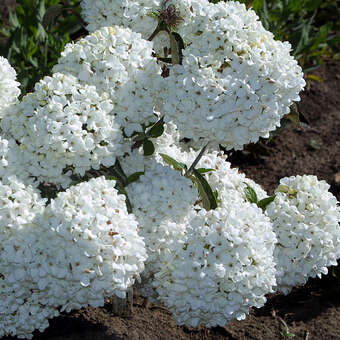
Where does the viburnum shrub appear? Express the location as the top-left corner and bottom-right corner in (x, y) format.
(0, 0), (339, 338)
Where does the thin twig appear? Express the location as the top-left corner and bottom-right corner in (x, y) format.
(184, 142), (210, 177)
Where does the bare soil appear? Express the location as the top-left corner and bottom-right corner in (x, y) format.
(1, 3), (340, 339)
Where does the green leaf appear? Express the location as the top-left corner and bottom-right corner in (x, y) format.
(193, 169), (218, 211)
(196, 168), (215, 174)
(159, 153), (187, 171)
(257, 195), (276, 211)
(127, 172), (144, 185)
(169, 32), (184, 65)
(244, 183), (258, 204)
(146, 116), (164, 138)
(114, 182), (133, 214)
(143, 140), (155, 156)
(110, 159), (128, 186)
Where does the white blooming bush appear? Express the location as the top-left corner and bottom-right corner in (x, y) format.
(0, 0), (339, 338)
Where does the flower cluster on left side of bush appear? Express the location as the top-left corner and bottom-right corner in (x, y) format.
(0, 176), (146, 339)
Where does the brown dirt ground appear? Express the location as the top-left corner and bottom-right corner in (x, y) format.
(1, 3), (340, 339)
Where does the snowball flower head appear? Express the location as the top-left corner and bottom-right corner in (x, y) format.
(0, 56), (20, 117)
(266, 175), (340, 294)
(80, 0), (305, 150)
(0, 176), (48, 339)
(153, 204), (277, 327)
(1, 73), (124, 187)
(126, 160), (197, 279)
(0, 177), (147, 339)
(53, 26), (163, 136)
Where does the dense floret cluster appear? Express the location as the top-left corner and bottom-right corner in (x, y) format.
(0, 177), (147, 339)
(1, 73), (124, 187)
(81, 0), (305, 150)
(126, 161), (197, 279)
(0, 56), (20, 117)
(153, 204), (277, 327)
(53, 26), (163, 136)
(266, 175), (340, 294)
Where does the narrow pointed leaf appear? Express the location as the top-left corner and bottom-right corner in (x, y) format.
(196, 168), (215, 174)
(127, 172), (144, 185)
(257, 195), (276, 211)
(159, 153), (187, 171)
(146, 116), (164, 138)
(244, 183), (258, 204)
(193, 169), (218, 210)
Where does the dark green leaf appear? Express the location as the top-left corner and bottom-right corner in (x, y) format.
(127, 172), (144, 184)
(193, 169), (218, 211)
(159, 153), (187, 171)
(257, 195), (276, 211)
(196, 168), (215, 174)
(146, 116), (164, 138)
(143, 140), (155, 156)
(110, 159), (128, 186)
(244, 183), (258, 204)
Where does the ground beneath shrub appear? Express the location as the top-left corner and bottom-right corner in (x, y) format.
(1, 1), (340, 336)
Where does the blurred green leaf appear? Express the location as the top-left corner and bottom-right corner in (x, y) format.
(143, 140), (155, 156)
(192, 169), (218, 210)
(244, 183), (258, 204)
(159, 153), (187, 171)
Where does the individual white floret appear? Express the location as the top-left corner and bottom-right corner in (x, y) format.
(153, 203), (277, 327)
(266, 175), (340, 295)
(1, 73), (124, 187)
(0, 176), (48, 339)
(126, 160), (197, 280)
(53, 26), (163, 136)
(0, 56), (20, 117)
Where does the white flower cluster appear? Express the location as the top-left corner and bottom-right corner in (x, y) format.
(53, 26), (163, 137)
(0, 177), (49, 339)
(81, 0), (305, 150)
(153, 204), (276, 327)
(0, 177), (147, 339)
(0, 56), (20, 117)
(1, 73), (124, 187)
(160, 1), (306, 149)
(126, 161), (197, 280)
(0, 135), (34, 185)
(266, 175), (340, 295)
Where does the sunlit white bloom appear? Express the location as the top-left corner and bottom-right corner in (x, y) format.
(1, 73), (124, 187)
(0, 177), (147, 339)
(53, 26), (163, 136)
(266, 175), (340, 294)
(153, 203), (276, 327)
(0, 56), (20, 117)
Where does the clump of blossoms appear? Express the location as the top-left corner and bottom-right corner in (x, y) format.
(0, 177), (147, 339)
(266, 175), (340, 295)
(53, 26), (163, 137)
(0, 56), (20, 117)
(0, 176), (49, 339)
(126, 160), (197, 281)
(1, 73), (124, 188)
(152, 203), (276, 327)
(81, 0), (306, 150)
